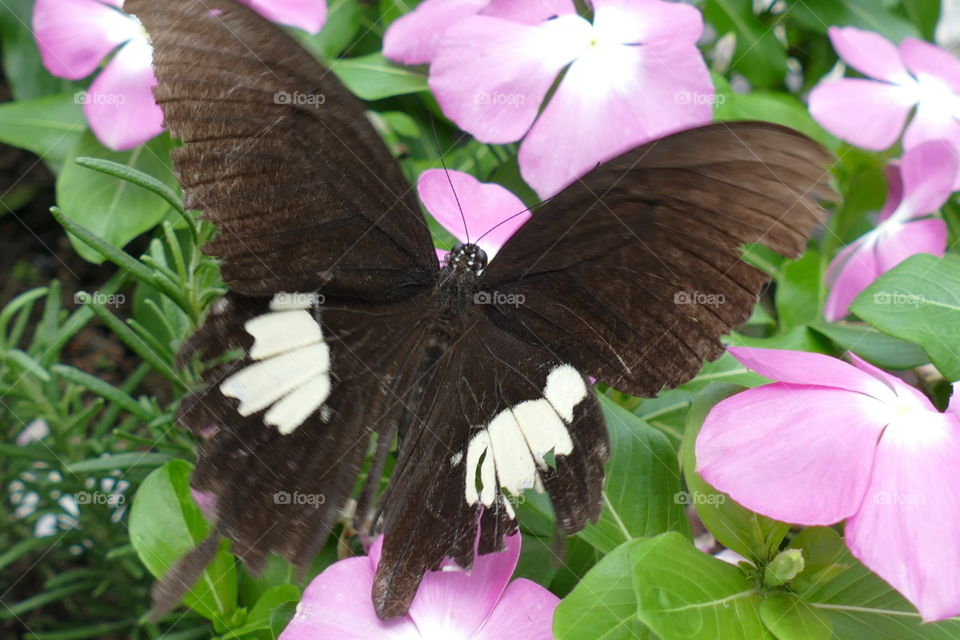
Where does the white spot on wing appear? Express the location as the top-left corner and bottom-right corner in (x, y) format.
(488, 411), (538, 496)
(544, 365), (588, 422)
(220, 343), (329, 416)
(450, 451), (464, 466)
(465, 431), (496, 507)
(511, 399), (573, 467)
(264, 376), (332, 435)
(246, 310), (323, 360)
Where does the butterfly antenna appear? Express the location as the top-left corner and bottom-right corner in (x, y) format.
(429, 116), (471, 244)
(474, 197), (555, 245)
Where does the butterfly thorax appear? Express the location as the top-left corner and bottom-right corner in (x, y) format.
(436, 242), (487, 321)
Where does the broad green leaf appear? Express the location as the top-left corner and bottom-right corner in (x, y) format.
(578, 397), (689, 553)
(554, 539), (655, 640)
(810, 323), (929, 370)
(221, 585), (301, 639)
(330, 52), (428, 100)
(786, 0), (919, 41)
(379, 0), (422, 28)
(714, 88), (835, 149)
(56, 132), (178, 263)
(775, 249), (824, 329)
(760, 594), (832, 640)
(900, 0), (941, 40)
(129, 460), (237, 624)
(680, 353), (766, 392)
(681, 385), (790, 562)
(786, 527), (847, 593)
(66, 452), (172, 473)
(705, 0), (787, 88)
(514, 532), (561, 588)
(802, 549), (960, 638)
(295, 0), (362, 59)
(731, 326), (832, 354)
(851, 253), (960, 380)
(0, 0), (71, 100)
(0, 93), (86, 165)
(632, 533), (771, 640)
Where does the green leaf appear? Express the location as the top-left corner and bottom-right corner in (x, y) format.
(554, 539), (654, 640)
(0, 0), (72, 100)
(705, 0), (787, 88)
(803, 548), (960, 638)
(578, 396), (689, 553)
(900, 0), (941, 40)
(0, 93), (86, 166)
(851, 253), (960, 380)
(129, 460), (237, 624)
(66, 452), (172, 473)
(810, 323), (929, 370)
(330, 53), (428, 100)
(56, 132), (177, 263)
(298, 0), (362, 59)
(786, 0), (919, 41)
(52, 364), (154, 421)
(632, 533), (771, 640)
(714, 87), (835, 149)
(760, 594), (832, 640)
(221, 585), (301, 639)
(786, 527), (847, 593)
(681, 385), (790, 562)
(775, 248), (824, 329)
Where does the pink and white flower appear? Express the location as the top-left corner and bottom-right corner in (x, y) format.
(696, 347), (960, 622)
(388, 0), (713, 198)
(419, 169), (530, 263)
(33, 0), (327, 151)
(810, 26), (960, 187)
(280, 533), (558, 639)
(824, 140), (954, 321)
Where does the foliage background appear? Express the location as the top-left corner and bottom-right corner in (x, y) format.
(1, 0), (960, 638)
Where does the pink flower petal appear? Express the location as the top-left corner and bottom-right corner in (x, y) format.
(878, 161), (904, 222)
(847, 353), (935, 410)
(874, 219), (947, 273)
(472, 578), (559, 640)
(241, 0), (327, 33)
(696, 384), (886, 525)
(430, 14), (591, 144)
(726, 347), (895, 400)
(32, 0), (139, 80)
(519, 38), (712, 197)
(417, 169), (529, 256)
(845, 412), (960, 622)
(407, 534), (522, 637)
(824, 233), (881, 322)
(894, 141), (959, 218)
(828, 26), (910, 83)
(900, 37), (960, 95)
(280, 556), (420, 639)
(384, 0), (488, 65)
(902, 102), (960, 191)
(483, 0), (576, 24)
(808, 79), (916, 151)
(85, 38), (164, 150)
(592, 0), (703, 45)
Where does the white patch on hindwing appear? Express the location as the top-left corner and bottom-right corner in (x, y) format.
(220, 293), (331, 435)
(462, 364), (588, 512)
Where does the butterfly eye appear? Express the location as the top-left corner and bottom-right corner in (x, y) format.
(451, 242), (465, 253)
(474, 248), (488, 271)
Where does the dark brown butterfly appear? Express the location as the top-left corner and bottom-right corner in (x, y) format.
(127, 0), (834, 620)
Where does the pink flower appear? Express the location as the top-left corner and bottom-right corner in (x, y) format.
(810, 26), (960, 186)
(419, 169), (530, 264)
(383, 0), (574, 65)
(280, 533), (558, 639)
(33, 0), (327, 151)
(696, 347), (960, 622)
(391, 0), (712, 198)
(824, 140), (954, 321)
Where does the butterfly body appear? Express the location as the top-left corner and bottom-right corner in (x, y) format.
(128, 0), (835, 620)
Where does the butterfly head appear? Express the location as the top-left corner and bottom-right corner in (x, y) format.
(446, 242), (488, 275)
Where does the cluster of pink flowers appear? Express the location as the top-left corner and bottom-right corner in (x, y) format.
(32, 0), (327, 150)
(809, 27), (959, 320)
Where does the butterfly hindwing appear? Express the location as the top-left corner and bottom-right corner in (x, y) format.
(372, 310), (608, 616)
(481, 122), (834, 397)
(127, 0), (438, 299)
